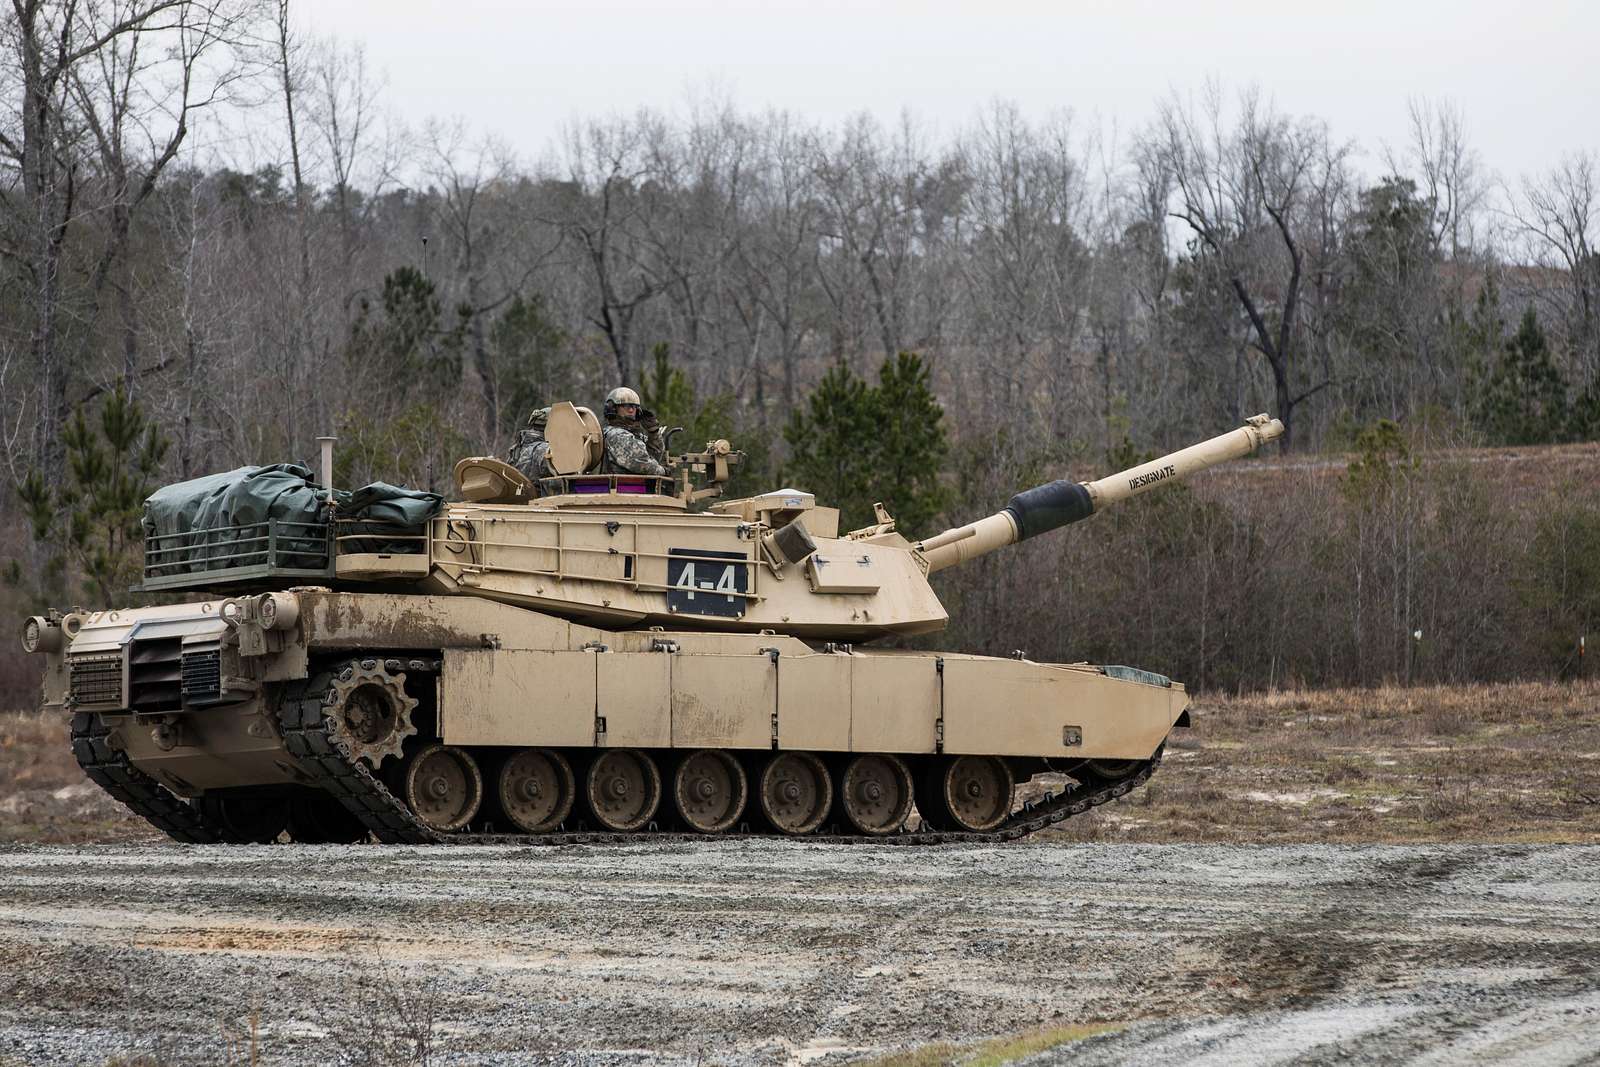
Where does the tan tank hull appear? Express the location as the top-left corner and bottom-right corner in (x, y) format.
(40, 590), (1182, 842)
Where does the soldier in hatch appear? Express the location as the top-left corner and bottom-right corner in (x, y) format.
(506, 406), (553, 482)
(601, 387), (667, 476)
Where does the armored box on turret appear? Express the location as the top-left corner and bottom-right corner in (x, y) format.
(22, 411), (1283, 843)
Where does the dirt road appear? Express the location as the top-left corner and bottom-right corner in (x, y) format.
(0, 842), (1596, 1065)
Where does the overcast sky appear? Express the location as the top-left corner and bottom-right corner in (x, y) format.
(303, 0), (1596, 183)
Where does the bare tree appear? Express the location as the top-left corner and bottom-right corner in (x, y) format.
(272, 0), (314, 447)
(0, 0), (189, 475)
(1511, 152), (1599, 388)
(1148, 85), (1347, 451)
(72, 0), (262, 397)
(1385, 98), (1486, 261)
(735, 110), (824, 409)
(958, 102), (1089, 419)
(419, 118), (521, 442)
(813, 114), (928, 369)
(549, 115), (674, 384)
(305, 35), (399, 271)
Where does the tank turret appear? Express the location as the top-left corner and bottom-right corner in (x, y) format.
(406, 413), (1284, 640)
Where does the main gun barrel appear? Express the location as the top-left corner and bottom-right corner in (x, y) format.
(916, 414), (1284, 573)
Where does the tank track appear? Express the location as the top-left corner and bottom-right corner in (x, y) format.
(276, 659), (1162, 847)
(69, 712), (222, 844)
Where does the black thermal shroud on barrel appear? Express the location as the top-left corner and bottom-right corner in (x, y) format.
(1003, 480), (1095, 541)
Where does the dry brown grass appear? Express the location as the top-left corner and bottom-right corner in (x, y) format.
(1037, 678), (1600, 845)
(1206, 440), (1600, 503)
(0, 708), (153, 844)
(3, 678), (1597, 846)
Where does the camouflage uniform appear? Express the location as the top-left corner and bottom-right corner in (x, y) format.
(602, 424), (667, 476)
(506, 407), (552, 481)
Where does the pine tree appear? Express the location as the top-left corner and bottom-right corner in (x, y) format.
(345, 266), (465, 392)
(491, 293), (570, 435)
(784, 362), (877, 528)
(784, 353), (949, 533)
(1568, 381), (1600, 442)
(1472, 307), (1571, 445)
(7, 390), (169, 607)
(869, 351), (950, 533)
(640, 343), (771, 497)
(337, 266), (470, 488)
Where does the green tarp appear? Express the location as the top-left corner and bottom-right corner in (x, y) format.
(141, 466), (442, 576)
(335, 481), (444, 554)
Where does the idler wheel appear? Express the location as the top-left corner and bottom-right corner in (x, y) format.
(497, 748), (575, 834)
(199, 792), (290, 844)
(1082, 758), (1141, 781)
(922, 755), (1015, 833)
(672, 749), (747, 834)
(583, 749), (662, 832)
(758, 752), (831, 836)
(403, 744), (483, 833)
(838, 754), (914, 836)
(285, 790), (368, 844)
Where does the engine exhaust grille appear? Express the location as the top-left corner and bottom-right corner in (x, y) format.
(69, 653), (124, 708)
(129, 637), (183, 712)
(180, 649), (222, 703)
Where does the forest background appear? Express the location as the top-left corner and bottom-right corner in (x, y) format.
(2, 1), (1597, 708)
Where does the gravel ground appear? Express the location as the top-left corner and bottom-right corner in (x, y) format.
(0, 842), (1596, 1066)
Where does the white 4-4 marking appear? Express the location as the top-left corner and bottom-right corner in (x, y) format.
(674, 562), (740, 601)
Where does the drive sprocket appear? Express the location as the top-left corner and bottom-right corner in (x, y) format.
(322, 659), (419, 768)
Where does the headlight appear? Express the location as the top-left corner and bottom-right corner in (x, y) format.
(256, 592), (299, 631)
(20, 616), (62, 654)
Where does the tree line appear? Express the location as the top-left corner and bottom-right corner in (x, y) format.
(2, 2), (1597, 701)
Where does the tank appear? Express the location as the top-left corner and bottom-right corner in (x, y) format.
(20, 408), (1283, 844)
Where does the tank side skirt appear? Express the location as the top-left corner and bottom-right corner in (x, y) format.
(275, 658), (1163, 845)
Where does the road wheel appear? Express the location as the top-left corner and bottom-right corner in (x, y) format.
(758, 752), (831, 836)
(921, 755), (1014, 832)
(497, 748), (575, 834)
(672, 749), (748, 833)
(584, 749), (662, 832)
(199, 792), (290, 844)
(403, 744), (483, 832)
(285, 791), (367, 844)
(838, 754), (914, 836)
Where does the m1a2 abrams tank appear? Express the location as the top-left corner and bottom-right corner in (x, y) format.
(21, 406), (1283, 844)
